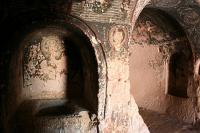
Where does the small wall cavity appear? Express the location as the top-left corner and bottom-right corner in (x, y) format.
(130, 8), (195, 123)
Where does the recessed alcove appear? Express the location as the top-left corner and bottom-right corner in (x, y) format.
(3, 17), (99, 132)
(130, 8), (195, 132)
(168, 52), (191, 98)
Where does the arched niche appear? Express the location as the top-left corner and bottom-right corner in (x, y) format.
(130, 7), (195, 132)
(0, 11), (107, 132)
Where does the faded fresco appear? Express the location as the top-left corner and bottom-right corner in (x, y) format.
(23, 35), (67, 99)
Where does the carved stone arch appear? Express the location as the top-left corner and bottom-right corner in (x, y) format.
(0, 10), (107, 132)
(131, 0), (199, 55)
(130, 0), (198, 130)
(130, 1), (200, 107)
(61, 15), (108, 121)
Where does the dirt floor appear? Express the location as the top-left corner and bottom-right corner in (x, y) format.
(139, 108), (200, 133)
